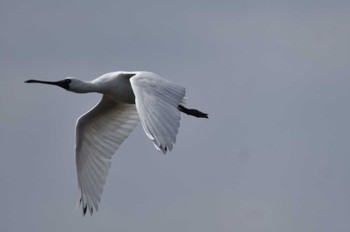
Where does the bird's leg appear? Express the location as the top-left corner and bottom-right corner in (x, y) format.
(178, 105), (208, 118)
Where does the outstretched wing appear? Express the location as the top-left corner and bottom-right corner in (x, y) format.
(130, 72), (186, 154)
(75, 95), (139, 215)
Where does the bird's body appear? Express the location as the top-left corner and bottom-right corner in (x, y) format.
(89, 72), (136, 103)
(25, 71), (208, 215)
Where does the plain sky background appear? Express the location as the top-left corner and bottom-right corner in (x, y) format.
(1, 0), (350, 231)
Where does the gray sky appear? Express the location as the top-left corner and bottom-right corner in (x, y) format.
(1, 0), (350, 231)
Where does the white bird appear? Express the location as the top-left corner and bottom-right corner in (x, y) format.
(25, 71), (208, 215)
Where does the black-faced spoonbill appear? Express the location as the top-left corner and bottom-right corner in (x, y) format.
(25, 71), (208, 215)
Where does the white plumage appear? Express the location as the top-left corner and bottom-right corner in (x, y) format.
(25, 71), (208, 215)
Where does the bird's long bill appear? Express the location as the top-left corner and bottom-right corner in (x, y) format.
(25, 79), (69, 90)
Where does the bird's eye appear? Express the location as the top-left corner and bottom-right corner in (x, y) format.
(66, 79), (71, 84)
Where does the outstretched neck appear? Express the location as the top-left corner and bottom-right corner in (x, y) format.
(69, 79), (96, 93)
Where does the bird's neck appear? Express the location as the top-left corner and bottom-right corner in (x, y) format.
(70, 80), (97, 93)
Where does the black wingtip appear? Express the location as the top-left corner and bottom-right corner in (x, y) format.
(82, 205), (94, 216)
(80, 197), (94, 216)
(80, 196), (88, 216)
(83, 205), (87, 216)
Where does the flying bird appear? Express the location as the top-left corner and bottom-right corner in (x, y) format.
(25, 71), (208, 215)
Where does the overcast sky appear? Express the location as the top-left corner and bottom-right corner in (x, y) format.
(1, 1), (350, 231)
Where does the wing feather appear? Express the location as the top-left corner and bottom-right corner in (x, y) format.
(75, 95), (139, 215)
(130, 73), (186, 153)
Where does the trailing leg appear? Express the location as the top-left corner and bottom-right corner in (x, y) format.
(178, 105), (208, 118)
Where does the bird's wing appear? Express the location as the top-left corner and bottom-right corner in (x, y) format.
(75, 95), (139, 215)
(130, 72), (186, 154)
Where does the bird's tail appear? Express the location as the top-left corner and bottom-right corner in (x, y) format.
(178, 105), (208, 118)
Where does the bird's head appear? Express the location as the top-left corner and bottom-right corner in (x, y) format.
(25, 78), (72, 90)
